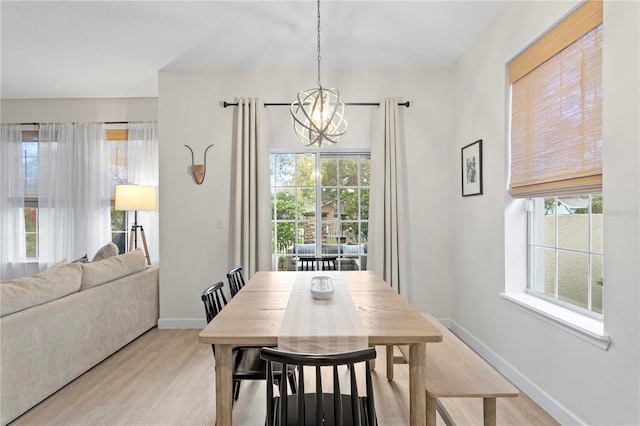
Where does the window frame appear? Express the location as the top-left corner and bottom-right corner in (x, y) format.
(526, 194), (604, 320)
(270, 148), (370, 272)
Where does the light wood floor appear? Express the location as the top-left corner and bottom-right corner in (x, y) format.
(11, 328), (559, 425)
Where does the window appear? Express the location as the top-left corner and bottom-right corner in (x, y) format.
(107, 129), (129, 254)
(270, 152), (369, 271)
(508, 0), (604, 315)
(21, 131), (39, 258)
(18, 128), (131, 259)
(528, 194), (603, 316)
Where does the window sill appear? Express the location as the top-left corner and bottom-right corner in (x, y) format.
(500, 292), (611, 350)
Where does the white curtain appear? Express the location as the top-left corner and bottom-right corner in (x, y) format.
(0, 124), (27, 279)
(38, 123), (111, 269)
(229, 98), (271, 277)
(369, 98), (409, 298)
(127, 121), (159, 265)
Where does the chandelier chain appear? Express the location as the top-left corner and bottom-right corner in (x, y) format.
(316, 0), (321, 88)
(290, 0), (347, 147)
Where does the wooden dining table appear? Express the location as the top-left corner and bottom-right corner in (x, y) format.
(198, 270), (442, 425)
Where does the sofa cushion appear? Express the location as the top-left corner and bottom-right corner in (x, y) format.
(91, 242), (119, 262)
(293, 243), (316, 255)
(80, 249), (146, 290)
(0, 262), (82, 317)
(321, 244), (340, 255)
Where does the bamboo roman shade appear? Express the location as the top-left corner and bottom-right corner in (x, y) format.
(508, 0), (603, 198)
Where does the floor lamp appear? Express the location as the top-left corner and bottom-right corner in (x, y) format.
(115, 184), (157, 266)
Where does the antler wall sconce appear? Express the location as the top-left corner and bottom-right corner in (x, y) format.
(184, 144), (214, 185)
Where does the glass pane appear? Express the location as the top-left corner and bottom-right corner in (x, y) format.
(557, 195), (589, 251)
(275, 222), (297, 254)
(26, 234), (37, 258)
(558, 251), (588, 309)
(22, 142), (38, 196)
(270, 154), (275, 187)
(361, 222), (369, 243)
(531, 197), (554, 246)
(296, 153), (315, 187)
(108, 140), (128, 198)
(340, 188), (359, 220)
(592, 195), (603, 254)
(341, 242), (361, 255)
(339, 158), (359, 186)
(360, 159), (370, 186)
(360, 255), (368, 271)
(297, 188), (316, 220)
(321, 158), (337, 186)
(530, 246), (555, 295)
(361, 188), (369, 220)
(322, 188), (338, 219)
(24, 208), (37, 232)
(591, 254), (603, 314)
(277, 255), (290, 271)
(275, 189), (296, 220)
(298, 222), (316, 244)
(273, 154), (295, 186)
(341, 222), (359, 244)
(112, 232), (126, 255)
(111, 207), (126, 232)
(322, 221), (340, 243)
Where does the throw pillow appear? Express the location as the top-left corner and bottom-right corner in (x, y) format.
(0, 262), (82, 317)
(92, 242), (119, 262)
(80, 248), (146, 291)
(72, 254), (89, 263)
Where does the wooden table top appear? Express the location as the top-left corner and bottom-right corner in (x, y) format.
(199, 270), (442, 347)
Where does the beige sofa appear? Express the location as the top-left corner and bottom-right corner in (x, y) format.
(0, 249), (159, 425)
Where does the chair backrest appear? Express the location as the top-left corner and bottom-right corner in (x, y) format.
(260, 347), (377, 426)
(227, 266), (246, 297)
(201, 281), (228, 323)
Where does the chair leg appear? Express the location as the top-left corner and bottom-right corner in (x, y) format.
(233, 380), (240, 401)
(288, 371), (297, 394)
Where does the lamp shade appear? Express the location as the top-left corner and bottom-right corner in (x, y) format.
(115, 184), (157, 211)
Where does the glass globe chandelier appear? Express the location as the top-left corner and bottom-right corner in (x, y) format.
(290, 0), (347, 147)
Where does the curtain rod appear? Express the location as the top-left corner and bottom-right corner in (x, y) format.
(222, 101), (410, 108)
(19, 121), (129, 126)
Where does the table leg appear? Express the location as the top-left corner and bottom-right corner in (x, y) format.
(386, 345), (394, 380)
(483, 397), (497, 426)
(426, 395), (437, 426)
(409, 343), (427, 425)
(215, 344), (233, 426)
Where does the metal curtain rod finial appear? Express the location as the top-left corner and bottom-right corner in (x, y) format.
(222, 101), (410, 108)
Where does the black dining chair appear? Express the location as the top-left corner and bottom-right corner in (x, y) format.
(201, 281), (297, 401)
(226, 266), (246, 297)
(260, 346), (377, 426)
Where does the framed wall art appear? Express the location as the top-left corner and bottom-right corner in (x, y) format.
(461, 139), (483, 196)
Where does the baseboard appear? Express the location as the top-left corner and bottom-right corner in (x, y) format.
(447, 319), (585, 426)
(157, 318), (206, 329)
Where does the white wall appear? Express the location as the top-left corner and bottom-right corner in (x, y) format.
(450, 1), (639, 424)
(157, 68), (454, 327)
(0, 98), (157, 123)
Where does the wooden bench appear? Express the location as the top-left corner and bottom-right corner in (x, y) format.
(389, 313), (519, 426)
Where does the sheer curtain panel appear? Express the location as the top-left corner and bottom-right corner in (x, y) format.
(229, 98), (271, 277)
(369, 98), (409, 298)
(127, 122), (159, 264)
(38, 123), (111, 269)
(0, 124), (27, 279)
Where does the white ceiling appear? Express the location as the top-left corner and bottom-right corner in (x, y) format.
(1, 1), (508, 99)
